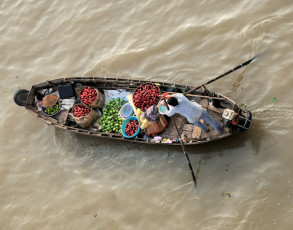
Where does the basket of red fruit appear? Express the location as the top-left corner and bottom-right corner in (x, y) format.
(79, 86), (105, 109)
(133, 83), (161, 111)
(72, 104), (100, 128)
(121, 116), (141, 138)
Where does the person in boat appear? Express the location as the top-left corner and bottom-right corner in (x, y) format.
(163, 93), (223, 133)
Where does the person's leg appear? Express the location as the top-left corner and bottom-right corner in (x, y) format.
(193, 120), (209, 132)
(200, 110), (223, 133)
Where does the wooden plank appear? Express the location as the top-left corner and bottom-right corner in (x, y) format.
(192, 126), (201, 139)
(168, 92), (225, 100)
(200, 98), (209, 107)
(174, 114), (186, 131)
(160, 114), (186, 140)
(56, 110), (69, 125)
(181, 123), (195, 140)
(182, 124), (194, 132)
(181, 130), (192, 139)
(36, 111), (58, 124)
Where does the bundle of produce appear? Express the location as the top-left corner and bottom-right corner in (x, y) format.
(136, 108), (152, 129)
(133, 83), (160, 111)
(79, 86), (104, 108)
(99, 98), (126, 133)
(72, 104), (100, 128)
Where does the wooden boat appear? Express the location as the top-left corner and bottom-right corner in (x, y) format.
(14, 77), (252, 145)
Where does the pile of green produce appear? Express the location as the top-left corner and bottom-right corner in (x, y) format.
(99, 98), (126, 133)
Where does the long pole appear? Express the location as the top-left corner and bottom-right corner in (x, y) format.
(185, 53), (263, 95)
(162, 97), (197, 189)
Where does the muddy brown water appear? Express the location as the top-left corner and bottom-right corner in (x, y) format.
(1, 1), (293, 229)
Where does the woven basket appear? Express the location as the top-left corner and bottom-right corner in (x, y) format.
(72, 104), (100, 128)
(145, 115), (168, 136)
(78, 87), (105, 109)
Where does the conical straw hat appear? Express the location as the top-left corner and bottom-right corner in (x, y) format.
(41, 95), (59, 107)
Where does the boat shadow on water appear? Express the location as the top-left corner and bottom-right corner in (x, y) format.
(53, 119), (271, 188)
(54, 118), (267, 164)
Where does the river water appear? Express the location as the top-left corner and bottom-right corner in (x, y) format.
(1, 0), (293, 229)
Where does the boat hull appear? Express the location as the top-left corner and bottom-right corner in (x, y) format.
(19, 77), (252, 145)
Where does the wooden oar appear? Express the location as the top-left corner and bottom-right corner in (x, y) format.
(162, 97), (197, 189)
(167, 91), (225, 100)
(185, 53), (264, 95)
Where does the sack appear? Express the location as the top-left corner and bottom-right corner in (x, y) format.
(90, 89), (105, 109)
(72, 104), (100, 128)
(145, 105), (160, 122)
(76, 87), (105, 109)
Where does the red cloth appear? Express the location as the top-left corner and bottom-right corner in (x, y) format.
(162, 92), (169, 98)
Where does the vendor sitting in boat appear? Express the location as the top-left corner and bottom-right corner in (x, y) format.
(163, 93), (223, 133)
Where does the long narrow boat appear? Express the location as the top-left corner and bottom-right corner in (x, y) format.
(14, 77), (252, 145)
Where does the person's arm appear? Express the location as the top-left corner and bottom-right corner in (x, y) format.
(166, 106), (177, 117)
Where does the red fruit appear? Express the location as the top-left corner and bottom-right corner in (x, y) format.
(80, 87), (97, 105)
(73, 105), (90, 117)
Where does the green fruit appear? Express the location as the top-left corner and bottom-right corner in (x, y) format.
(101, 98), (129, 133)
